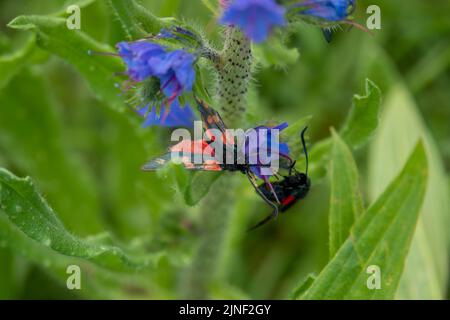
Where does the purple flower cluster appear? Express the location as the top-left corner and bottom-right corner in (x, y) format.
(117, 41), (195, 103)
(116, 41), (196, 127)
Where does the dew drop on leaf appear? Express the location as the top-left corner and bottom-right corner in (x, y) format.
(42, 238), (52, 247)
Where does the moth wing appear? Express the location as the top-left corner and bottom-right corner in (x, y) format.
(195, 97), (237, 147)
(142, 139), (223, 171)
(141, 153), (172, 171)
(195, 97), (228, 133)
(142, 155), (223, 171)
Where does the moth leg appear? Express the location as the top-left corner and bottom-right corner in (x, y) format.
(247, 173), (280, 209)
(246, 173), (280, 231)
(265, 179), (281, 204)
(247, 208), (279, 232)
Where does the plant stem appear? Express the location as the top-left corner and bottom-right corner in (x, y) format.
(180, 19), (252, 299)
(215, 27), (252, 127)
(180, 174), (239, 299)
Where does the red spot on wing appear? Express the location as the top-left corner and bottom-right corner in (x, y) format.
(170, 139), (215, 157)
(281, 195), (296, 207)
(204, 129), (234, 146)
(204, 160), (222, 171)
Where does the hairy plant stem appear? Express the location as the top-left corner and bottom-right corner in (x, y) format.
(216, 27), (252, 127)
(180, 24), (252, 299)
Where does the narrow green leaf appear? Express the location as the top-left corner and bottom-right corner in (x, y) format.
(53, 0), (97, 16)
(328, 130), (364, 259)
(302, 141), (428, 299)
(192, 64), (213, 104)
(369, 84), (450, 299)
(107, 0), (172, 40)
(0, 36), (36, 89)
(291, 274), (316, 300)
(340, 79), (382, 149)
(8, 15), (124, 110)
(200, 0), (219, 15)
(0, 168), (163, 272)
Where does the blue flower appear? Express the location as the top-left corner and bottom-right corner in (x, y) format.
(295, 0), (355, 22)
(244, 122), (290, 179)
(117, 41), (166, 81)
(138, 100), (197, 128)
(116, 41), (196, 104)
(219, 0), (286, 43)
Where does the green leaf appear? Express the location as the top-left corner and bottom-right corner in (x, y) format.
(340, 79), (382, 149)
(0, 213), (169, 299)
(0, 70), (103, 235)
(328, 130), (364, 259)
(0, 36), (37, 89)
(281, 115), (312, 160)
(368, 84), (450, 299)
(155, 161), (190, 192)
(53, 0), (97, 16)
(302, 141), (428, 299)
(192, 64), (213, 104)
(200, 0), (219, 15)
(107, 0), (172, 40)
(0, 168), (163, 272)
(291, 274), (317, 300)
(184, 172), (223, 206)
(147, 156), (221, 207)
(8, 15), (124, 110)
(294, 80), (381, 179)
(253, 37), (300, 69)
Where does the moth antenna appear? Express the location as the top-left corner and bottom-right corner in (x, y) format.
(289, 160), (297, 176)
(301, 127), (309, 177)
(342, 20), (374, 36)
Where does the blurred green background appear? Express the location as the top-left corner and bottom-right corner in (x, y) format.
(0, 0), (449, 299)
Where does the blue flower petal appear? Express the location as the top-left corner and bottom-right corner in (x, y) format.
(243, 122), (291, 179)
(117, 41), (196, 103)
(220, 0), (286, 43)
(296, 0), (355, 22)
(142, 100), (197, 128)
